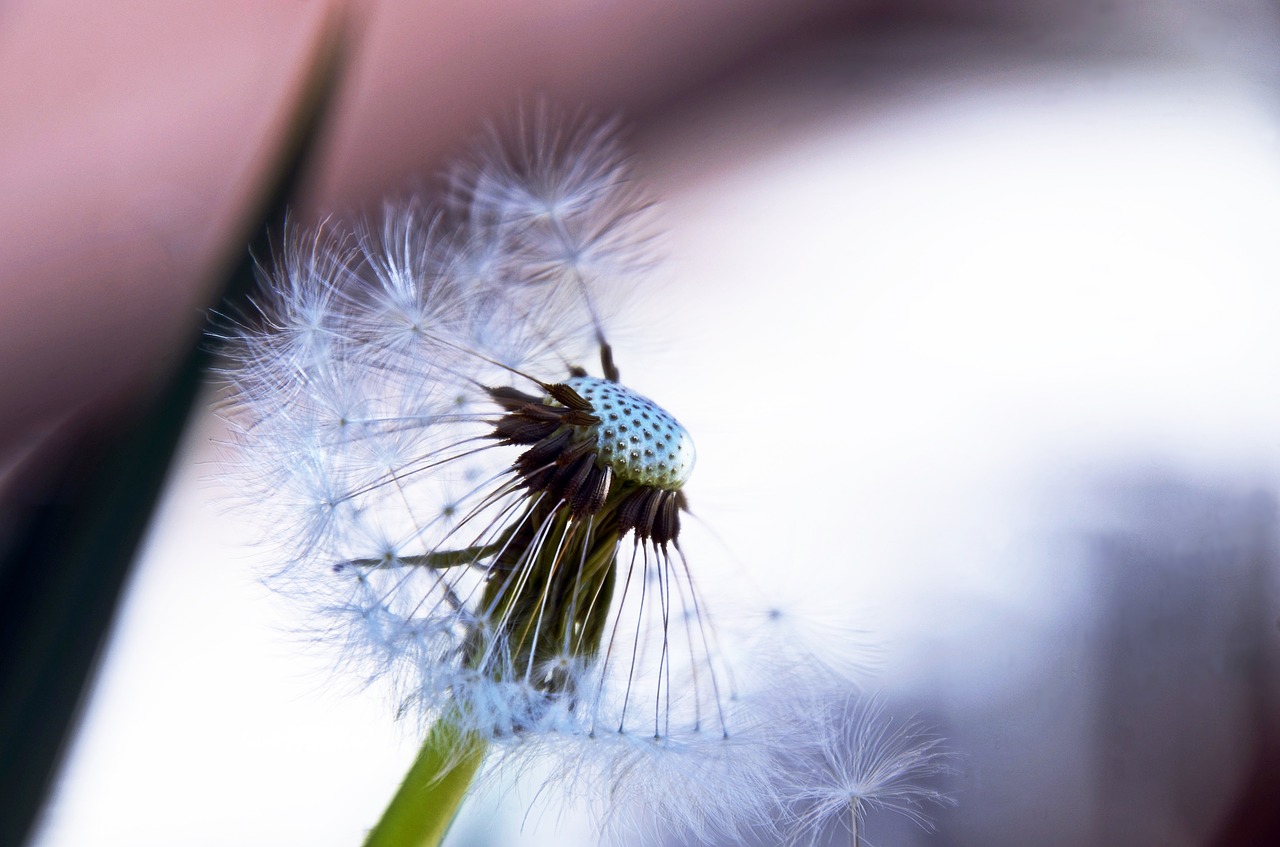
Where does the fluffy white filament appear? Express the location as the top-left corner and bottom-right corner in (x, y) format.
(218, 106), (949, 845)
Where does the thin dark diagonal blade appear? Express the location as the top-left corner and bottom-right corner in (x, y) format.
(0, 24), (346, 847)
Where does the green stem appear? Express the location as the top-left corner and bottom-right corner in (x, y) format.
(363, 710), (488, 847)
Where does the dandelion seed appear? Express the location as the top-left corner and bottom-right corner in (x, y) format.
(773, 692), (953, 847)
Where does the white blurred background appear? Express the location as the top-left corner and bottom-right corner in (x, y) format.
(31, 3), (1280, 846)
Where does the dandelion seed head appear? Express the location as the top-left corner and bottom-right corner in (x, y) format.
(219, 106), (729, 751)
(217, 103), (953, 847)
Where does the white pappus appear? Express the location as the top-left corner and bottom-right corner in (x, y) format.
(218, 105), (950, 845)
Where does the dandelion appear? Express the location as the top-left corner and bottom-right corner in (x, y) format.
(219, 105), (951, 847)
(220, 107), (739, 845)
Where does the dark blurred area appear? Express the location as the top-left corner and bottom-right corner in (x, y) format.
(927, 473), (1280, 847)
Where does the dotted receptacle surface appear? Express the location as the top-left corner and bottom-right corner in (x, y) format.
(560, 376), (695, 490)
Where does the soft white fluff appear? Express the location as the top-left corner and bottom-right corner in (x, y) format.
(219, 107), (949, 845)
